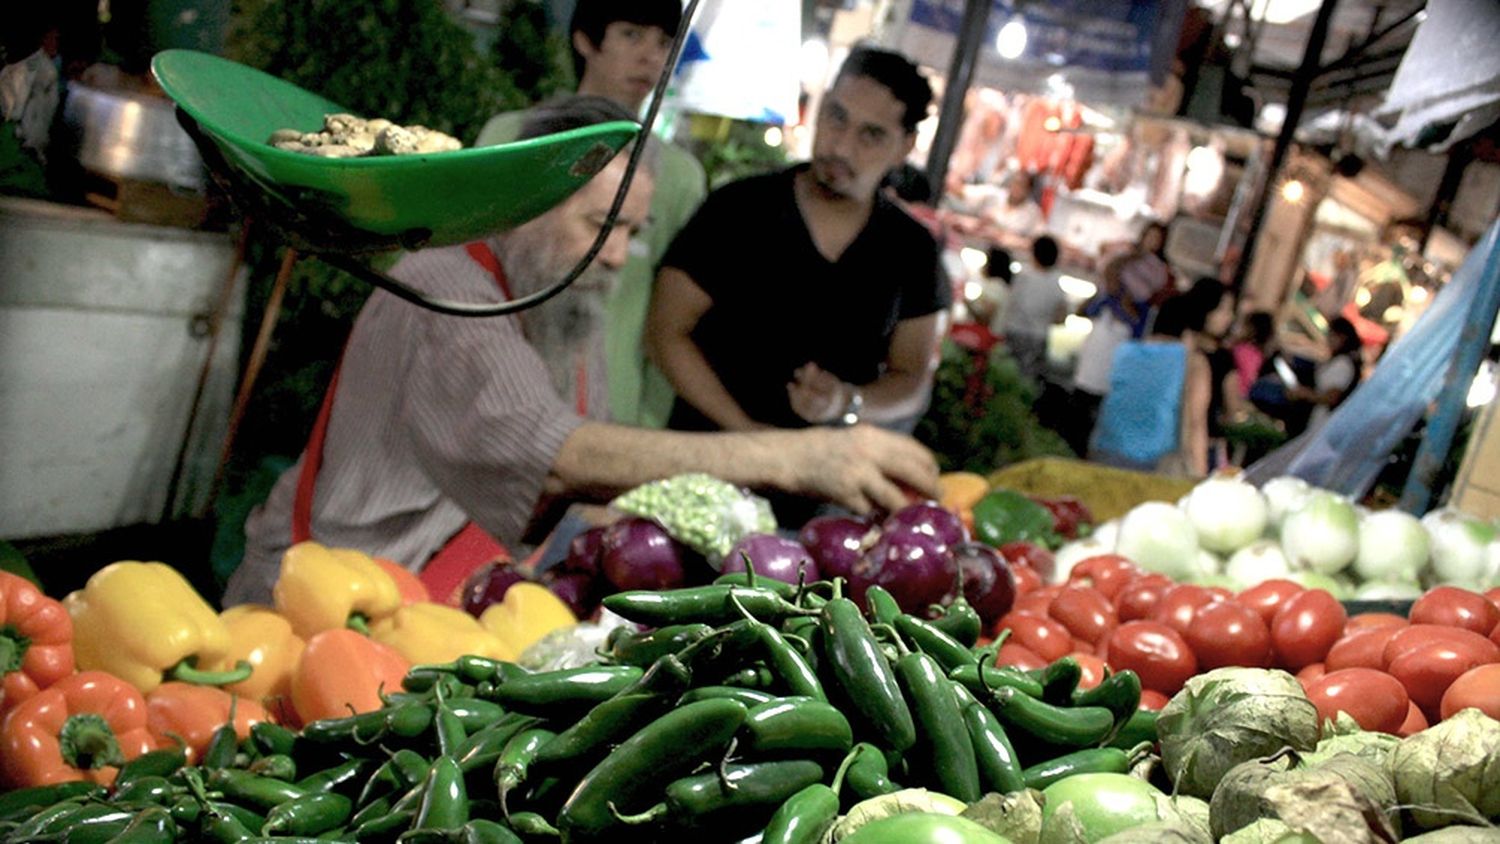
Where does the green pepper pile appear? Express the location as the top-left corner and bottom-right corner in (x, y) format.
(0, 572), (1156, 843)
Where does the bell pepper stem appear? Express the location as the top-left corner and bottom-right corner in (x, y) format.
(59, 713), (124, 771)
(0, 624), (29, 673)
(169, 658), (253, 686)
(346, 613), (372, 636)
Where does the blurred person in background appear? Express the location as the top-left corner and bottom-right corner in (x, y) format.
(1000, 235), (1066, 382)
(1291, 316), (1363, 431)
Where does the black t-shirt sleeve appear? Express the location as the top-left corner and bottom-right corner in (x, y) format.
(895, 218), (952, 320)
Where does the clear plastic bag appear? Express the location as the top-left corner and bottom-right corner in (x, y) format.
(610, 473), (777, 566)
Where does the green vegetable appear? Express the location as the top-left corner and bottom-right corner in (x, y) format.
(894, 647), (981, 802)
(973, 489), (1060, 549)
(259, 792), (353, 836)
(927, 596), (983, 647)
(821, 596), (916, 752)
(831, 789), (969, 840)
(1040, 773), (1169, 844)
(990, 685), (1115, 748)
(611, 473), (777, 559)
(742, 698), (853, 755)
(841, 813), (1015, 842)
(1392, 707), (1500, 831)
(617, 759), (825, 825)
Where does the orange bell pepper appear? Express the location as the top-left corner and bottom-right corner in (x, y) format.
(0, 570), (74, 717)
(145, 683), (269, 763)
(290, 629), (409, 724)
(202, 605), (304, 717)
(375, 558), (430, 606)
(0, 671), (157, 789)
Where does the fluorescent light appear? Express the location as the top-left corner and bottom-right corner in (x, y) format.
(961, 247), (989, 274)
(996, 19), (1027, 60)
(1184, 146), (1224, 197)
(1064, 314), (1093, 332)
(1058, 274), (1098, 300)
(799, 39), (830, 85)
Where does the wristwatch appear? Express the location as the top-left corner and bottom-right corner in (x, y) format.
(839, 387), (864, 427)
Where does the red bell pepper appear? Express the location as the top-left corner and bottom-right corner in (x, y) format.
(0, 570), (74, 717)
(0, 671), (157, 788)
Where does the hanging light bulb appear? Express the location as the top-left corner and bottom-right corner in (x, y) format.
(996, 19), (1028, 60)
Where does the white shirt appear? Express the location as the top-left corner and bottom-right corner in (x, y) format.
(1002, 268), (1066, 341)
(1309, 354), (1358, 428)
(1073, 310), (1133, 395)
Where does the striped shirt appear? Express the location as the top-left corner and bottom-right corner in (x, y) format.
(225, 244), (606, 606)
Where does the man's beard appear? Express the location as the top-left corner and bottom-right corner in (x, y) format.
(491, 223), (614, 403)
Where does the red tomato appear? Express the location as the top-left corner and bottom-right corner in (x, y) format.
(1237, 579), (1305, 628)
(1396, 700), (1428, 737)
(1410, 586), (1500, 638)
(1440, 663), (1500, 721)
(1325, 627), (1404, 672)
(1186, 600), (1272, 669)
(1270, 589), (1346, 671)
(1152, 584), (1223, 637)
(1205, 586), (1235, 602)
(998, 543), (1056, 583)
(1106, 621), (1198, 696)
(1486, 587), (1500, 606)
(1067, 556), (1140, 600)
(1493, 619), (1500, 648)
(1113, 575), (1173, 623)
(996, 613), (1072, 662)
(1009, 563), (1043, 598)
(1296, 662), (1326, 690)
(994, 642), (1047, 671)
(1382, 624), (1500, 669)
(1345, 612), (1408, 633)
(1138, 689), (1171, 711)
(1304, 668), (1410, 733)
(1049, 586), (1118, 644)
(1012, 590), (1057, 617)
(1387, 640), (1495, 716)
(1070, 652), (1108, 691)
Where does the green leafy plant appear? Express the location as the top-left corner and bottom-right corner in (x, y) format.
(914, 340), (1074, 474)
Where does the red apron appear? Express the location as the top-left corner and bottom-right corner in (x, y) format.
(290, 242), (587, 603)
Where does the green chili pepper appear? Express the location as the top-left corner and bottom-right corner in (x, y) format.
(213, 801), (268, 832)
(201, 720), (241, 771)
(892, 646), (981, 802)
(1040, 656), (1083, 705)
(259, 792), (353, 837)
(454, 715), (540, 775)
(207, 768), (311, 811)
(556, 698), (748, 840)
(1072, 669), (1143, 737)
(729, 594), (825, 702)
(842, 742), (901, 801)
(55, 805), (148, 844)
(349, 804), (416, 841)
(411, 756), (468, 831)
(711, 571), (802, 599)
(484, 665), (643, 709)
(1106, 708), (1159, 750)
(533, 650), (697, 769)
(677, 686), (776, 706)
(894, 614), (975, 673)
(604, 624), (714, 668)
(989, 685), (1115, 748)
(406, 656), (528, 691)
(433, 696), (468, 759)
(493, 727), (557, 812)
(718, 664), (776, 689)
(742, 698), (852, 755)
(101, 805), (177, 843)
(3, 797), (97, 839)
(862, 585), (902, 626)
(293, 757), (370, 795)
(949, 663), (1045, 699)
(601, 585), (804, 627)
(249, 722), (298, 759)
(0, 781), (104, 822)
(760, 747), (861, 844)
(246, 754), (298, 783)
(457, 819), (523, 844)
(926, 597), (982, 647)
(1020, 744), (1143, 791)
(954, 682), (1025, 794)
(109, 775), (183, 807)
(299, 702), (434, 745)
(356, 749), (431, 807)
(821, 596), (915, 752)
(505, 811), (560, 838)
(615, 759), (825, 825)
(114, 747), (187, 791)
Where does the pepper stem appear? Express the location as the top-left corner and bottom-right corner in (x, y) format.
(830, 745), (863, 796)
(169, 657), (253, 686)
(0, 625), (28, 674)
(58, 713), (124, 771)
(346, 613), (372, 636)
(609, 801), (668, 825)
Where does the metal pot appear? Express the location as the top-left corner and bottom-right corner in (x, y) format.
(61, 82), (206, 191)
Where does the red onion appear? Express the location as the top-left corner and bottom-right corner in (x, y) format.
(721, 533), (818, 584)
(460, 561), (527, 618)
(797, 515), (877, 581)
(600, 517), (687, 591)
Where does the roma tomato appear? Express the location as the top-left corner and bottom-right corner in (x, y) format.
(1493, 620), (1500, 648)
(1387, 640), (1495, 716)
(1397, 700), (1428, 737)
(1138, 689), (1170, 711)
(1381, 624), (1500, 669)
(1409, 586), (1500, 637)
(1345, 612), (1407, 633)
(1296, 663), (1326, 690)
(1013, 589), (1059, 617)
(996, 614), (1072, 662)
(1237, 579), (1305, 628)
(1071, 652), (1108, 691)
(1186, 600), (1272, 669)
(995, 642), (1047, 671)
(1270, 589), (1346, 671)
(1151, 584), (1223, 638)
(1067, 556), (1140, 600)
(1049, 586), (1117, 644)
(1486, 587), (1500, 606)
(1009, 564), (1043, 598)
(1439, 663), (1500, 721)
(1325, 627), (1404, 672)
(998, 542), (1056, 583)
(1106, 621), (1197, 696)
(1113, 575), (1173, 623)
(1304, 668), (1409, 733)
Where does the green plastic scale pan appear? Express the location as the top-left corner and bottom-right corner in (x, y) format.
(151, 49), (639, 253)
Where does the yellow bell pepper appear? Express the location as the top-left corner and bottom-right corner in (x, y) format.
(203, 605), (305, 713)
(480, 582), (576, 656)
(272, 542), (402, 639)
(370, 602), (515, 665)
(65, 562), (238, 694)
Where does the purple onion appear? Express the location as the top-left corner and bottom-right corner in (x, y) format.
(951, 542), (1016, 625)
(542, 570), (598, 619)
(797, 515), (877, 581)
(561, 526), (607, 577)
(853, 529), (958, 614)
(460, 561), (527, 618)
(721, 533), (819, 585)
(883, 501), (970, 548)
(600, 517), (687, 591)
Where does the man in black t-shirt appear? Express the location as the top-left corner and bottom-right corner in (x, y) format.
(647, 47), (951, 435)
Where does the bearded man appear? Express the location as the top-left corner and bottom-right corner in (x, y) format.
(227, 97), (939, 605)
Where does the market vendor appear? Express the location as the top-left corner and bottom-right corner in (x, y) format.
(225, 97), (938, 606)
(979, 170), (1045, 252)
(646, 46), (950, 436)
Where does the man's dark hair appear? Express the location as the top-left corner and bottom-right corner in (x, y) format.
(518, 95), (659, 173)
(835, 46), (934, 133)
(882, 163), (933, 203)
(1031, 235), (1060, 269)
(568, 0), (683, 81)
(1154, 277), (1227, 337)
(985, 246), (1014, 284)
(1328, 317), (1361, 356)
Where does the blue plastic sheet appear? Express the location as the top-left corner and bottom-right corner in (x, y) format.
(1246, 219), (1500, 495)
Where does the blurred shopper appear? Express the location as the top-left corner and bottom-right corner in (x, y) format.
(475, 0), (706, 428)
(981, 170), (1045, 251)
(1000, 235), (1066, 382)
(1292, 317), (1363, 430)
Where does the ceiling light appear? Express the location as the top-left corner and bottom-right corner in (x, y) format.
(1280, 179), (1306, 204)
(763, 126), (783, 147)
(996, 19), (1028, 60)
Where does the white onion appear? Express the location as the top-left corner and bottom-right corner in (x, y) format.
(1184, 476), (1269, 554)
(1352, 580), (1424, 601)
(1280, 493), (1359, 575)
(1261, 476), (1312, 531)
(1225, 540), (1293, 590)
(1052, 535), (1116, 584)
(1116, 501), (1200, 580)
(1353, 510), (1428, 583)
(1422, 509), (1497, 586)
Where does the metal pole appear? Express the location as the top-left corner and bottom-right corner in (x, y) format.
(924, 0), (993, 201)
(1228, 0), (1340, 295)
(1399, 239), (1500, 514)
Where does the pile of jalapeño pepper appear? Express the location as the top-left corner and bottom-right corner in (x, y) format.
(0, 570), (1155, 843)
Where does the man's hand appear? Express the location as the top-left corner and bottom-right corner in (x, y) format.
(788, 363), (849, 425)
(784, 424), (940, 515)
